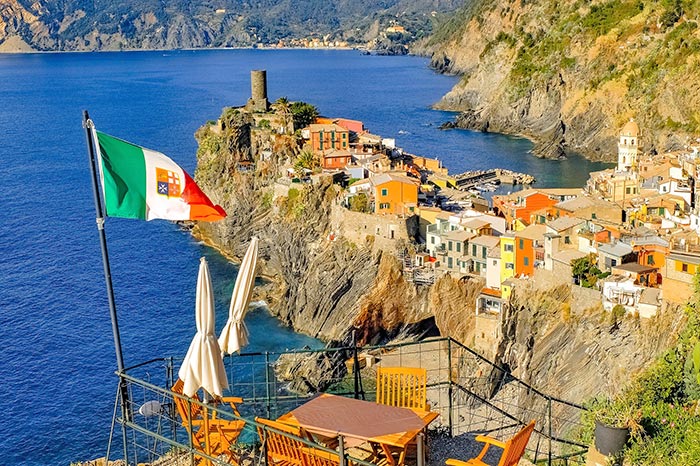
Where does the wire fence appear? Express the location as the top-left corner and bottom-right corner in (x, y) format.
(113, 337), (589, 466)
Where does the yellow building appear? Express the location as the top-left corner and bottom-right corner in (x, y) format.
(500, 233), (516, 287)
(371, 173), (420, 216)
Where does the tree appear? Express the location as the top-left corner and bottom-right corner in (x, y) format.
(571, 254), (606, 288)
(294, 150), (319, 172)
(290, 101), (319, 130)
(274, 96), (291, 115)
(349, 193), (370, 213)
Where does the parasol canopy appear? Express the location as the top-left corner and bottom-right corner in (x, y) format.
(219, 237), (259, 354)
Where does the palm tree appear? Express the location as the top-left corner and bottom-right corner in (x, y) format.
(274, 96), (291, 115)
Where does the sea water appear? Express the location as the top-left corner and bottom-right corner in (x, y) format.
(0, 49), (610, 466)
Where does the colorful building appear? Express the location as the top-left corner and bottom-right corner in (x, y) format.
(370, 173), (420, 216)
(308, 123), (349, 153)
(500, 233), (516, 283)
(321, 149), (352, 170)
(514, 224), (546, 276)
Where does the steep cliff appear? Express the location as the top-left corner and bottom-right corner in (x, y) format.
(192, 106), (465, 345)
(194, 104), (683, 405)
(428, 0), (700, 160)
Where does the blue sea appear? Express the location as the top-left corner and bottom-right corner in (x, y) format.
(0, 49), (610, 465)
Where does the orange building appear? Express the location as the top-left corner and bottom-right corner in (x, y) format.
(321, 149), (352, 170)
(493, 190), (561, 228)
(514, 224), (546, 276)
(630, 237), (669, 270)
(370, 173), (419, 215)
(308, 124), (349, 153)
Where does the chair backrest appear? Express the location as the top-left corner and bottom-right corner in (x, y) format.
(171, 378), (203, 426)
(256, 417), (306, 466)
(497, 420), (536, 466)
(300, 446), (341, 466)
(376, 366), (428, 410)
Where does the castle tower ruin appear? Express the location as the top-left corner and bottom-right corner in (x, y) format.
(249, 70), (269, 112)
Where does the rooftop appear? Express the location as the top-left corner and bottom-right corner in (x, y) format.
(470, 235), (500, 248)
(598, 241), (634, 257)
(547, 216), (584, 232)
(611, 263), (658, 274)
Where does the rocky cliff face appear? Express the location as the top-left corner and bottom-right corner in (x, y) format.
(192, 107), (464, 346)
(194, 105), (684, 404)
(428, 0), (700, 160)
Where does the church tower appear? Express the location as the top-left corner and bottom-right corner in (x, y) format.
(617, 118), (640, 172)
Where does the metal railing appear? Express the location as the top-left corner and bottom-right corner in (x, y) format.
(112, 337), (588, 466)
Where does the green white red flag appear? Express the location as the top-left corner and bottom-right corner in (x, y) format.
(94, 130), (226, 222)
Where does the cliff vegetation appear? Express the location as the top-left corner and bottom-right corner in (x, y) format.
(0, 0), (462, 51)
(427, 0), (700, 160)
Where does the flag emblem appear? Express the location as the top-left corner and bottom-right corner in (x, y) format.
(156, 167), (181, 198)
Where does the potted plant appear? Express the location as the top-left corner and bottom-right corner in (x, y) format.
(590, 396), (642, 457)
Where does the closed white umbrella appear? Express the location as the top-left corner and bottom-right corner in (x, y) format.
(219, 237), (259, 354)
(179, 257), (228, 397)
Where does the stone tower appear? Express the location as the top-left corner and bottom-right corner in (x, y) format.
(617, 118), (640, 172)
(249, 70), (269, 112)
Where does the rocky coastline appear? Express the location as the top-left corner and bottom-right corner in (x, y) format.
(190, 102), (684, 404)
(425, 1), (700, 162)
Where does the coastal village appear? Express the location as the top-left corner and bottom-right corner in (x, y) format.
(227, 72), (700, 361)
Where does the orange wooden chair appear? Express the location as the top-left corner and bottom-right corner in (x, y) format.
(171, 379), (245, 464)
(376, 366), (428, 411)
(300, 446), (347, 466)
(256, 417), (306, 466)
(445, 420), (536, 466)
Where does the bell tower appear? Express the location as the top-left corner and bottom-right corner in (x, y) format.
(617, 118), (640, 172)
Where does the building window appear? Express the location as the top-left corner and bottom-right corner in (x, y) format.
(381, 188), (388, 196)
(472, 244), (477, 256)
(493, 260), (497, 266)
(519, 239), (524, 249)
(448, 241), (453, 251)
(504, 244), (513, 252)
(564, 236), (571, 244)
(482, 247), (487, 259)
(626, 187), (631, 194)
(342, 133), (346, 139)
(592, 213), (597, 219)
(682, 263), (689, 272)
(448, 257), (453, 268)
(430, 237), (435, 245)
(343, 142), (347, 148)
(524, 257), (529, 266)
(647, 255), (654, 265)
(505, 262), (514, 270)
(659, 207), (665, 214)
(456, 242), (461, 253)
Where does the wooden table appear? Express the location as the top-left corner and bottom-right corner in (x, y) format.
(277, 393), (438, 466)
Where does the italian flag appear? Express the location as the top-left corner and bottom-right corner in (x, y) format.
(95, 131), (226, 222)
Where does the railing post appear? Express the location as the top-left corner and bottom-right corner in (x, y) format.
(548, 397), (553, 466)
(265, 352), (272, 419)
(417, 432), (425, 466)
(186, 398), (195, 466)
(338, 435), (346, 466)
(447, 338), (453, 437)
(352, 329), (363, 399)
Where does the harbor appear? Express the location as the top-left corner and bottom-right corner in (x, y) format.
(453, 168), (535, 191)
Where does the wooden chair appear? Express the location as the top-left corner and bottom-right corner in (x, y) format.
(376, 366), (428, 411)
(300, 446), (343, 466)
(445, 420), (536, 466)
(171, 379), (245, 465)
(256, 417), (306, 466)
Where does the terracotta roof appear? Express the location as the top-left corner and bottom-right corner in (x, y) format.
(308, 123), (348, 132)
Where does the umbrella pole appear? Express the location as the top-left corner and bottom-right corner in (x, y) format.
(83, 111), (132, 464)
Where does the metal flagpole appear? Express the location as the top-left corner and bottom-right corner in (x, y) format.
(82, 110), (132, 465)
